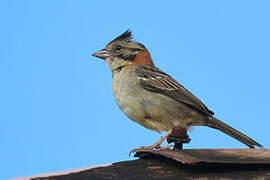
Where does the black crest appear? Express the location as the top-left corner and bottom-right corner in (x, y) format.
(109, 30), (133, 44)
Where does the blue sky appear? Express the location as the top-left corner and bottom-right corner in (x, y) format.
(1, 0), (270, 179)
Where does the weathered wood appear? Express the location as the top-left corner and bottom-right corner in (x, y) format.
(13, 149), (270, 180)
(135, 148), (270, 165)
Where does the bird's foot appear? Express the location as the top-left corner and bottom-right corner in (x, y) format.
(129, 146), (154, 156)
(129, 144), (173, 156)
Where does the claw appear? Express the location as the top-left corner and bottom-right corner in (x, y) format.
(129, 145), (154, 156)
(129, 149), (136, 157)
(128, 145), (173, 157)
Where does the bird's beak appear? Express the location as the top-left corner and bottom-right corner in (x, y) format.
(92, 49), (109, 60)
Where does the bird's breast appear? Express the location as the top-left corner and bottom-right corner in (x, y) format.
(112, 68), (145, 124)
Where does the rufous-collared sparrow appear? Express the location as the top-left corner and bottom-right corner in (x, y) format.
(92, 30), (263, 153)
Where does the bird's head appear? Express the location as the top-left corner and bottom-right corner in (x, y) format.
(92, 30), (154, 72)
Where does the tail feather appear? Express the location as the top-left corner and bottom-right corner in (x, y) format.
(208, 117), (263, 149)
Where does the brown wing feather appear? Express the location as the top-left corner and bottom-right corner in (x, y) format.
(136, 66), (214, 116)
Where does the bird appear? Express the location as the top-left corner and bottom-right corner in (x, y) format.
(92, 30), (263, 153)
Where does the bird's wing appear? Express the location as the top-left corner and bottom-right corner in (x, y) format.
(135, 66), (214, 116)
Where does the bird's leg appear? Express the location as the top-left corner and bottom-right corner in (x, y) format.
(129, 129), (173, 156)
(151, 128), (172, 148)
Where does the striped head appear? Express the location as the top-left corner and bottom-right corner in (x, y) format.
(92, 30), (154, 72)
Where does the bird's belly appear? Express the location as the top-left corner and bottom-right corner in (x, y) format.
(112, 70), (202, 132)
(113, 86), (200, 132)
(113, 88), (145, 124)
(115, 97), (170, 132)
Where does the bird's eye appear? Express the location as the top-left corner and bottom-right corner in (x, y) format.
(115, 44), (122, 51)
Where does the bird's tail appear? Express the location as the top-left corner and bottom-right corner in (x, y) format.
(208, 117), (263, 148)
